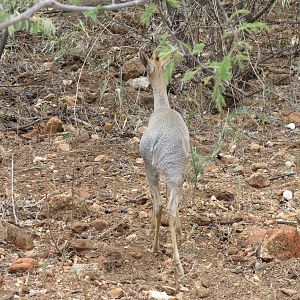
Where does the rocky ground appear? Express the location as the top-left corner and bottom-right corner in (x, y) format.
(1, 5), (300, 300)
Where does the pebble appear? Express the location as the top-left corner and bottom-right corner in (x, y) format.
(130, 251), (143, 259)
(139, 211), (148, 218)
(71, 263), (99, 277)
(109, 287), (125, 299)
(286, 123), (296, 130)
(284, 160), (292, 168)
(147, 291), (172, 300)
(283, 190), (293, 200)
(247, 173), (270, 188)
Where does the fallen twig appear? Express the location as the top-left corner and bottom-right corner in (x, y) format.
(1, 117), (48, 132)
(269, 172), (297, 181)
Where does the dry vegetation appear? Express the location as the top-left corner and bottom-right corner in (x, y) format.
(0, 1), (300, 299)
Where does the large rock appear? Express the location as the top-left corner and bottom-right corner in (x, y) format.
(5, 223), (34, 250)
(241, 226), (300, 261)
(260, 227), (300, 261)
(69, 239), (98, 251)
(122, 57), (145, 81)
(43, 117), (63, 135)
(8, 258), (38, 273)
(247, 173), (270, 188)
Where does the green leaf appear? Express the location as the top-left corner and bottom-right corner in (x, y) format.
(29, 17), (55, 36)
(229, 9), (250, 20)
(234, 51), (248, 69)
(182, 69), (198, 83)
(164, 61), (176, 84)
(238, 21), (269, 34)
(210, 55), (232, 81)
(166, 0), (180, 8)
(212, 81), (226, 111)
(140, 3), (157, 26)
(84, 6), (103, 22)
(192, 43), (205, 55)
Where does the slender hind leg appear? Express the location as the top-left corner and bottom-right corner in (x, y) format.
(144, 164), (162, 252)
(176, 211), (182, 236)
(168, 185), (184, 275)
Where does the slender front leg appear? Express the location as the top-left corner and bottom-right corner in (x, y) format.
(169, 214), (184, 275)
(168, 186), (184, 275)
(144, 164), (162, 252)
(153, 202), (162, 252)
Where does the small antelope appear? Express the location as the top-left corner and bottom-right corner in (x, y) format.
(139, 50), (190, 275)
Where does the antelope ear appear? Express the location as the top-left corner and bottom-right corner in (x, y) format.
(139, 50), (155, 74)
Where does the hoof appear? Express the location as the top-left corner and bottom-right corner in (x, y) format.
(175, 261), (184, 276)
(152, 244), (160, 252)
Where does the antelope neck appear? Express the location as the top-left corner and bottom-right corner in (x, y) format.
(152, 79), (170, 110)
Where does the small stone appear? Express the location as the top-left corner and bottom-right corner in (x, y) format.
(286, 123), (296, 130)
(109, 287), (125, 299)
(33, 156), (47, 164)
(130, 137), (140, 144)
(127, 77), (149, 90)
(91, 219), (108, 232)
(69, 239), (98, 251)
(240, 227), (267, 248)
(250, 162), (269, 171)
(91, 134), (100, 140)
(43, 117), (63, 135)
(70, 221), (89, 233)
(161, 286), (176, 295)
(139, 211), (148, 219)
(56, 142), (70, 151)
(94, 155), (107, 162)
(62, 79), (72, 86)
(48, 192), (72, 211)
(280, 288), (298, 296)
(219, 154), (239, 164)
(137, 126), (147, 134)
(294, 191), (300, 201)
(130, 251), (143, 259)
(287, 112), (300, 123)
(204, 163), (218, 173)
(8, 258), (38, 273)
(285, 161), (293, 168)
(283, 190), (293, 201)
(179, 286), (189, 292)
(71, 263), (100, 277)
(194, 281), (210, 298)
(126, 233), (137, 241)
(104, 122), (113, 133)
(247, 173), (270, 188)
(232, 165), (244, 175)
(147, 291), (171, 300)
(122, 57), (144, 81)
(78, 189), (90, 201)
(249, 142), (262, 152)
(163, 258), (173, 269)
(136, 158), (144, 164)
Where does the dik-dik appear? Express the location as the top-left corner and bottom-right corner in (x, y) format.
(139, 50), (190, 275)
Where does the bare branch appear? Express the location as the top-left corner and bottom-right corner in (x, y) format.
(0, 0), (148, 31)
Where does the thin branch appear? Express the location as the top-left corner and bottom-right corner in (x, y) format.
(156, 0), (245, 97)
(0, 29), (8, 59)
(11, 154), (18, 224)
(246, 0), (276, 23)
(0, 0), (147, 31)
